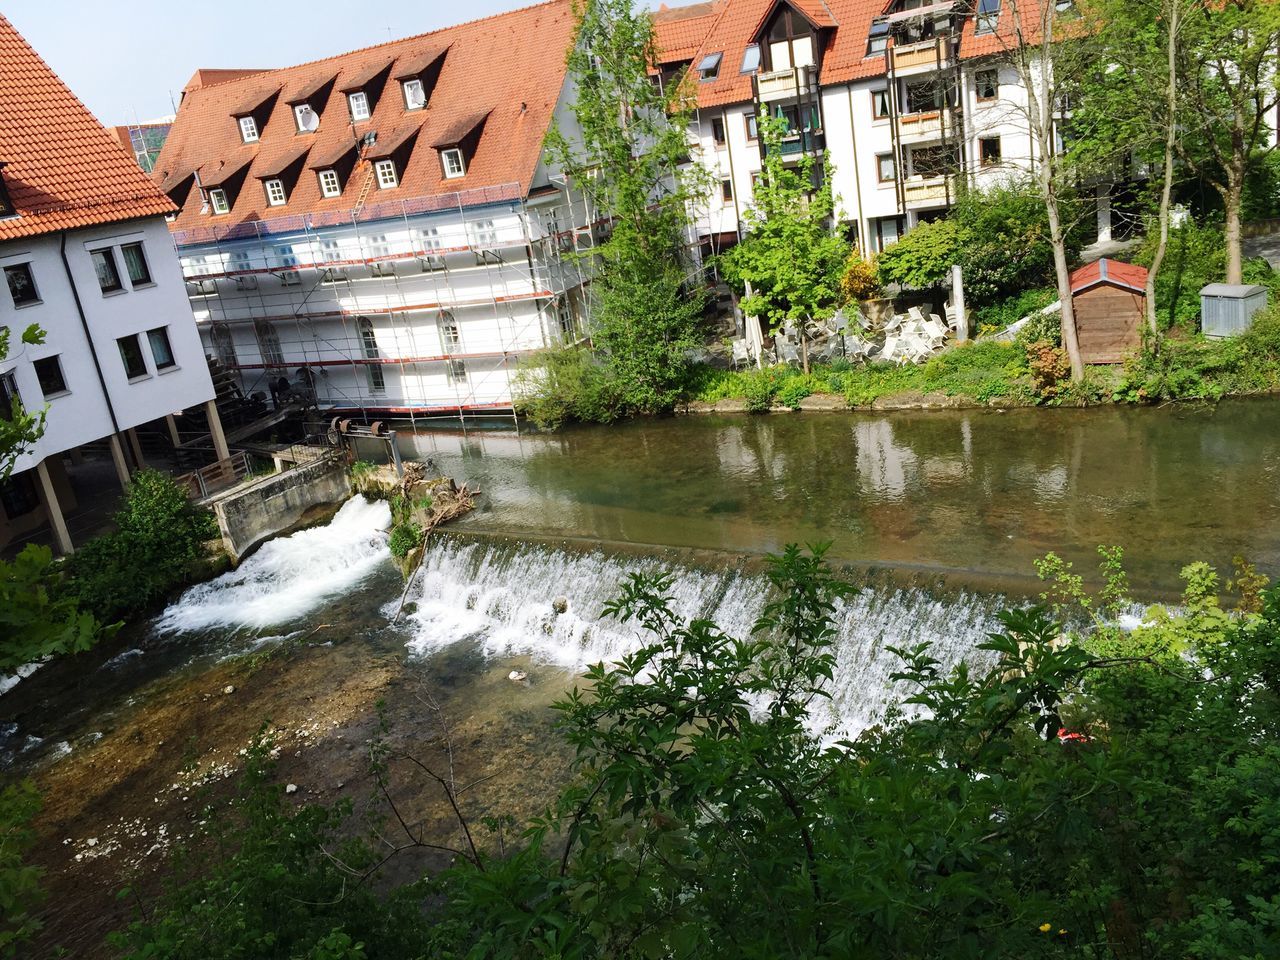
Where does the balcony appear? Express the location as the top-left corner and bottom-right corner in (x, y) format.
(895, 110), (947, 144)
(890, 39), (953, 76)
(765, 130), (826, 159)
(756, 65), (816, 103)
(902, 178), (952, 210)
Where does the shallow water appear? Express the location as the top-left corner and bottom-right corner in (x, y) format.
(391, 398), (1280, 593)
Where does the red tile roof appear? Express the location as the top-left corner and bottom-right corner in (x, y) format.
(154, 0), (576, 234)
(0, 15), (177, 241)
(1070, 258), (1149, 296)
(653, 2), (723, 64)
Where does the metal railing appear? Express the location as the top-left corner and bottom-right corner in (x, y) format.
(176, 451), (253, 500)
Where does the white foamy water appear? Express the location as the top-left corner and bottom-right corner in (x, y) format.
(406, 539), (1003, 739)
(155, 496), (392, 633)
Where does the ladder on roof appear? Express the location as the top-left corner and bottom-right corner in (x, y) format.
(352, 159), (377, 214)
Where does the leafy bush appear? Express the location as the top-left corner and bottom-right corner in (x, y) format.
(0, 781), (42, 959)
(875, 218), (964, 290)
(514, 346), (627, 429)
(388, 521), (422, 560)
(775, 377), (812, 410)
(1026, 340), (1072, 400)
(348, 460), (377, 483)
(62, 470), (218, 624)
(974, 287), (1059, 342)
(739, 368), (783, 412)
(1, 545), (113, 672)
(840, 245), (881, 302)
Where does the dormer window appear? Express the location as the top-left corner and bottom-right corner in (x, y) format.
(239, 116), (259, 143)
(441, 148), (465, 179)
(976, 0), (1002, 34)
(293, 103), (318, 133)
(264, 178), (287, 206)
(318, 169), (341, 197)
(209, 188), (230, 214)
(0, 166), (14, 219)
(348, 91), (370, 121)
(374, 159), (398, 189)
(697, 52), (722, 81)
(868, 19), (889, 54)
(740, 44), (761, 74)
(402, 78), (426, 110)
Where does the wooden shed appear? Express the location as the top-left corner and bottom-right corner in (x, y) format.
(1068, 259), (1148, 364)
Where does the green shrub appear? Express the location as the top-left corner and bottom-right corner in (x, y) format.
(875, 218), (964, 290)
(349, 460), (377, 483)
(0, 781), (42, 958)
(972, 287), (1059, 342)
(775, 377), (812, 409)
(62, 470), (218, 624)
(388, 521), (422, 560)
(514, 346), (628, 429)
(740, 368), (782, 412)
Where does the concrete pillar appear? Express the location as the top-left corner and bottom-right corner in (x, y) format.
(165, 414), (182, 448)
(108, 433), (131, 491)
(35, 459), (73, 556)
(1096, 184), (1113, 244)
(127, 428), (146, 469)
(206, 399), (231, 463)
(951, 264), (968, 342)
(68, 446), (84, 466)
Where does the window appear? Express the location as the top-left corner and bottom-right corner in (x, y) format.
(358, 318), (385, 392)
(446, 359), (466, 383)
(976, 0), (1002, 34)
(868, 19), (890, 54)
(117, 333), (148, 379)
(697, 52), (722, 81)
(122, 243), (151, 285)
(874, 216), (903, 251)
(92, 248), (123, 293)
(238, 115), (259, 142)
(4, 263), (38, 306)
(294, 103), (317, 132)
(402, 78), (426, 110)
(980, 136), (1003, 166)
(468, 219), (498, 248)
(975, 69), (999, 101)
(276, 244), (298, 269)
(440, 315), (461, 352)
(872, 89), (891, 120)
(211, 323), (237, 368)
(374, 159), (398, 189)
(740, 43), (761, 74)
(877, 153), (896, 182)
(905, 79), (943, 114)
(34, 356), (67, 397)
(209, 188), (230, 214)
(711, 117), (726, 146)
(318, 169), (341, 197)
(255, 320), (284, 367)
(910, 143), (960, 178)
(721, 179), (734, 202)
(0, 371), (19, 421)
(441, 148), (466, 179)
(264, 178), (287, 206)
(745, 113), (758, 141)
(0, 472), (39, 518)
(145, 326), (176, 370)
(321, 238), (343, 263)
(348, 91), (370, 121)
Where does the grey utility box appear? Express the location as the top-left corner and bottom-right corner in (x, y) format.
(1200, 283), (1269, 338)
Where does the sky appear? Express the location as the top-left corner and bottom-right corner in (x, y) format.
(3, 0), (585, 126)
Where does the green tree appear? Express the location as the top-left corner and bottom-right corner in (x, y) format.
(874, 217), (963, 290)
(543, 0), (707, 416)
(722, 115), (850, 373)
(0, 323), (47, 480)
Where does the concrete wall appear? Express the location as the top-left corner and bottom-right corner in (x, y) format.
(210, 457), (350, 562)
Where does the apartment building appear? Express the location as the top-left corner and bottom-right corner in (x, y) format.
(0, 15), (225, 555)
(655, 0), (1066, 255)
(154, 1), (597, 421)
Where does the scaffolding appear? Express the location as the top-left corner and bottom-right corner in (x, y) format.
(171, 179), (600, 428)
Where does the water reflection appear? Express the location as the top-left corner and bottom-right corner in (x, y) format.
(381, 399), (1280, 593)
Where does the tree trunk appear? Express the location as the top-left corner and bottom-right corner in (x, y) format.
(800, 329), (811, 375)
(1050, 200), (1085, 381)
(1224, 176), (1244, 285)
(1146, 0), (1180, 341)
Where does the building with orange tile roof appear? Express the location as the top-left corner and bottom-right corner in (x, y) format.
(156, 0), (599, 419)
(0, 15), (226, 556)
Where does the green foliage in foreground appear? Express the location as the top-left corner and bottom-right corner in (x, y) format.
(112, 542), (1280, 958)
(62, 470), (219, 624)
(388, 520), (422, 560)
(0, 544), (115, 673)
(0, 781), (42, 959)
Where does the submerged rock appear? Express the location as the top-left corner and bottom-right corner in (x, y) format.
(551, 596), (568, 615)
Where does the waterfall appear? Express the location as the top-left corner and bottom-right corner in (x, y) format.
(406, 538), (1005, 739)
(155, 496), (392, 633)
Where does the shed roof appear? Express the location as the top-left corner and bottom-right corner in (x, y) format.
(1070, 258), (1149, 296)
(1201, 283), (1268, 298)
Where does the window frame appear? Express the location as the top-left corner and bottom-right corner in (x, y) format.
(975, 68), (999, 101)
(745, 113), (759, 142)
(721, 178), (734, 203)
(147, 326), (177, 371)
(711, 116), (726, 146)
(358, 318), (385, 393)
(238, 115), (259, 143)
(209, 188), (230, 215)
(876, 152), (897, 183)
(34, 355), (68, 398)
(4, 262), (39, 307)
(374, 159), (398, 189)
(293, 103), (317, 132)
(121, 242), (152, 286)
(871, 88), (891, 121)
(318, 169), (342, 198)
(976, 0), (1002, 34)
(440, 314), (461, 352)
(697, 52), (722, 82)
(441, 148), (466, 179)
(979, 136), (1003, 167)
(91, 247), (124, 294)
(348, 91), (371, 121)
(264, 178), (288, 206)
(117, 333), (149, 380)
(402, 78), (426, 110)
